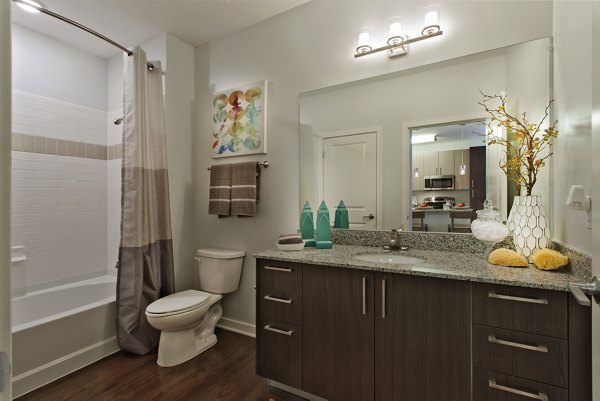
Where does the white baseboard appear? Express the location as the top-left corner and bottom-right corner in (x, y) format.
(216, 317), (256, 338)
(12, 336), (120, 398)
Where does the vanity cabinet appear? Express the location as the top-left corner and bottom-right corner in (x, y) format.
(303, 265), (374, 401)
(374, 273), (471, 401)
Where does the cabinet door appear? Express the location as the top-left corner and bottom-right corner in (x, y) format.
(412, 152), (424, 191)
(423, 151), (439, 176)
(375, 273), (471, 401)
(303, 265), (374, 401)
(454, 149), (470, 190)
(438, 150), (454, 176)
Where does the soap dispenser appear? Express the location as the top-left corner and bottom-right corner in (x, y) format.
(316, 201), (332, 249)
(300, 201), (316, 247)
(334, 200), (349, 229)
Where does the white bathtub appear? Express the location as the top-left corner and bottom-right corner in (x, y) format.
(11, 275), (120, 398)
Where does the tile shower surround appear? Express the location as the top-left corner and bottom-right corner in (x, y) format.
(11, 91), (122, 291)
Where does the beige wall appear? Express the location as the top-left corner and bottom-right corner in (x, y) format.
(194, 1), (554, 331)
(552, 1), (593, 255)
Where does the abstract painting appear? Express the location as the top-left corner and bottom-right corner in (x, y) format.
(211, 80), (267, 158)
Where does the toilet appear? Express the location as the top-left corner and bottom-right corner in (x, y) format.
(145, 248), (245, 367)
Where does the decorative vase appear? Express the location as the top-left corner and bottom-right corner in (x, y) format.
(506, 195), (551, 261)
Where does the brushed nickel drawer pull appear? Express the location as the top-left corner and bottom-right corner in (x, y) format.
(488, 379), (549, 400)
(264, 295), (293, 304)
(264, 266), (294, 273)
(381, 279), (386, 319)
(264, 324), (294, 336)
(362, 276), (367, 315)
(488, 292), (549, 305)
(488, 335), (549, 353)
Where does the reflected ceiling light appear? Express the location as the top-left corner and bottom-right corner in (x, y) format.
(354, 5), (443, 59)
(414, 167), (420, 178)
(13, 0), (44, 13)
(411, 134), (437, 144)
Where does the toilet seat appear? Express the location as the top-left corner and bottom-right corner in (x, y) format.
(146, 290), (211, 316)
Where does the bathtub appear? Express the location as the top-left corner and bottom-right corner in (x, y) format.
(11, 275), (120, 398)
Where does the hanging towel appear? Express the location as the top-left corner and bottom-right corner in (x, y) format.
(209, 164), (232, 216)
(231, 162), (260, 217)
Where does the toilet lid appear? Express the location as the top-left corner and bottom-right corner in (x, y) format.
(146, 290), (211, 315)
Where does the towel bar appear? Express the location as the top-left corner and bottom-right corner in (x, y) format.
(207, 161), (269, 170)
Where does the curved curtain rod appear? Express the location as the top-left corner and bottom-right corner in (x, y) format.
(12, 0), (157, 70)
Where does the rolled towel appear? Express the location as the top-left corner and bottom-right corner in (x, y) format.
(278, 233), (303, 245)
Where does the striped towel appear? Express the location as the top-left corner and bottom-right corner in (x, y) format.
(231, 162), (260, 217)
(208, 164), (232, 217)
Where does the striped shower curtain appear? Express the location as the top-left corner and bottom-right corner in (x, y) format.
(116, 47), (175, 355)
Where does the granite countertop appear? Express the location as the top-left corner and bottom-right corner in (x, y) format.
(254, 245), (589, 291)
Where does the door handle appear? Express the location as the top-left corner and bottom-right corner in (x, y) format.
(264, 265), (294, 273)
(568, 277), (600, 306)
(488, 379), (548, 401)
(381, 279), (386, 319)
(264, 295), (293, 304)
(488, 292), (548, 304)
(488, 335), (548, 353)
(362, 276), (367, 315)
(362, 214), (375, 220)
(264, 324), (294, 336)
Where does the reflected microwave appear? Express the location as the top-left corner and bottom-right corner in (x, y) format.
(424, 175), (455, 191)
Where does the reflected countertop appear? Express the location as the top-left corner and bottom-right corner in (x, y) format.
(254, 245), (589, 291)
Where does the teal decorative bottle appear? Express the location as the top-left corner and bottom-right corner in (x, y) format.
(334, 200), (349, 229)
(300, 201), (316, 247)
(316, 201), (332, 249)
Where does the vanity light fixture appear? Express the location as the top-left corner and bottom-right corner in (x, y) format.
(354, 6), (443, 59)
(459, 124), (467, 175)
(411, 134), (437, 144)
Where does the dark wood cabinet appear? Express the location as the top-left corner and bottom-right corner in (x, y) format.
(374, 273), (471, 401)
(302, 265), (374, 401)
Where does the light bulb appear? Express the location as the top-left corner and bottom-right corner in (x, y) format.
(387, 17), (403, 45)
(414, 168), (420, 178)
(460, 164), (467, 175)
(422, 5), (441, 35)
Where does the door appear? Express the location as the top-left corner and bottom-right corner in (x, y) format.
(323, 132), (377, 229)
(437, 150), (454, 177)
(0, 0), (11, 399)
(470, 146), (486, 212)
(375, 273), (471, 401)
(303, 265), (374, 401)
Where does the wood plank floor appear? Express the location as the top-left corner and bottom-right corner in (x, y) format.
(17, 329), (306, 401)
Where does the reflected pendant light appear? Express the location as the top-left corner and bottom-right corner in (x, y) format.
(460, 124), (467, 175)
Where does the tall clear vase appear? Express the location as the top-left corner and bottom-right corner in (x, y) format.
(507, 195), (551, 261)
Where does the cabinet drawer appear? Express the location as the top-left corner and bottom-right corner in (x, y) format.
(258, 287), (302, 325)
(473, 325), (568, 387)
(474, 368), (568, 401)
(473, 283), (567, 338)
(257, 260), (302, 293)
(257, 319), (302, 389)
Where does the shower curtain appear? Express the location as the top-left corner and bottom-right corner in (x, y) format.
(116, 47), (175, 355)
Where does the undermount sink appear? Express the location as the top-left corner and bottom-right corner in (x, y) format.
(354, 253), (424, 264)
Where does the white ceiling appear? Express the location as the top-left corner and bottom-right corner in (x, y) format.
(11, 0), (310, 59)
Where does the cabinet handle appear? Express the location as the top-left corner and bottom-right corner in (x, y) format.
(362, 276), (366, 315)
(471, 179), (475, 188)
(439, 167), (442, 175)
(264, 265), (293, 273)
(488, 335), (549, 353)
(488, 292), (548, 305)
(488, 379), (549, 401)
(381, 279), (386, 319)
(264, 295), (293, 304)
(264, 324), (294, 336)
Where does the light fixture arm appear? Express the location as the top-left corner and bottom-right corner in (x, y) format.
(355, 30), (443, 58)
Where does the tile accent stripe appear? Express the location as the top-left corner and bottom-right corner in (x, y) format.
(12, 132), (122, 160)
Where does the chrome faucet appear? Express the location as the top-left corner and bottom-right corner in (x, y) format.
(385, 228), (408, 251)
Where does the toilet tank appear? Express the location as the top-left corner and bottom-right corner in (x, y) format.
(195, 248), (245, 294)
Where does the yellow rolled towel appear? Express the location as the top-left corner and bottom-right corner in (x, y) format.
(488, 248), (528, 267)
(531, 248), (569, 270)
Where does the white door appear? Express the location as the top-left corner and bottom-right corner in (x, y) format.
(0, 0), (11, 399)
(592, 3), (600, 395)
(323, 132), (377, 230)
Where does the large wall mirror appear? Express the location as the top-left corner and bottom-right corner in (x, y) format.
(299, 37), (551, 233)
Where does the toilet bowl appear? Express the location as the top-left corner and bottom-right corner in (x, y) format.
(145, 248), (244, 367)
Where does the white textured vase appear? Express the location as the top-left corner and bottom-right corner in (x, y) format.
(506, 195), (551, 261)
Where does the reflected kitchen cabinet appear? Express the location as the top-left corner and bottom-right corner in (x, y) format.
(423, 150), (455, 177)
(454, 149), (470, 190)
(412, 152), (424, 191)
